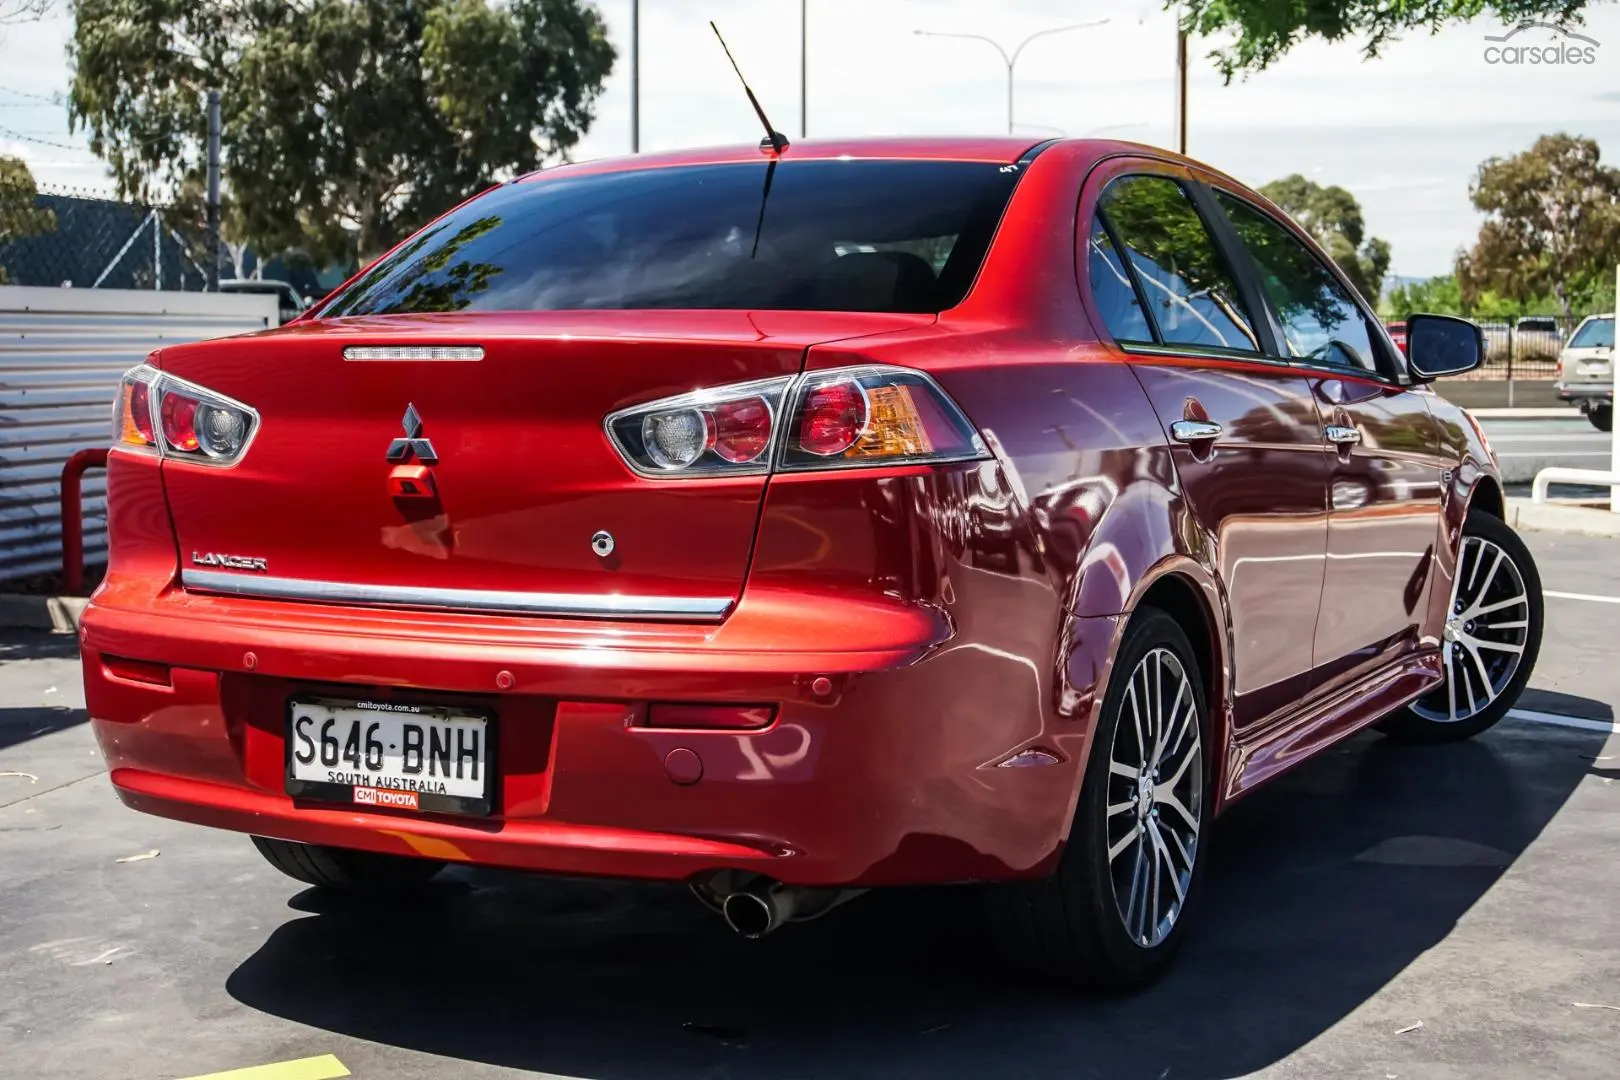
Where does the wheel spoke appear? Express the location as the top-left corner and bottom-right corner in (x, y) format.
(1464, 537), (1483, 594)
(1107, 799), (1136, 818)
(1169, 826), (1195, 876)
(1459, 650), (1478, 716)
(1109, 759), (1138, 782)
(1481, 618), (1528, 631)
(1467, 593), (1526, 620)
(1160, 728), (1200, 792)
(1108, 826), (1139, 862)
(1126, 680), (1146, 765)
(1156, 675), (1188, 769)
(1445, 647), (1458, 723)
(1156, 791), (1199, 835)
(1126, 839), (1147, 937)
(1150, 822), (1185, 904)
(1468, 636), (1523, 655)
(1464, 642), (1495, 698)
(1147, 824), (1162, 940)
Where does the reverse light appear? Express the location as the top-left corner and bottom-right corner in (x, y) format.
(111, 364), (258, 466)
(604, 365), (988, 478)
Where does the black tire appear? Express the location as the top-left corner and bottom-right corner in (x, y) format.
(1589, 404), (1613, 433)
(1378, 510), (1543, 744)
(983, 608), (1212, 991)
(251, 835), (445, 891)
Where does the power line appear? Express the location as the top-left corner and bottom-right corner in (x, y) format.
(0, 124), (91, 152)
(0, 84), (66, 105)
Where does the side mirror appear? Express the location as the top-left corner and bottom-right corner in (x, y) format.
(1405, 313), (1483, 379)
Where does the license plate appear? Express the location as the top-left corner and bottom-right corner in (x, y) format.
(286, 697), (494, 816)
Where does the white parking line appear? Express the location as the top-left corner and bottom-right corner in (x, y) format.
(1545, 590), (1620, 605)
(1507, 708), (1620, 735)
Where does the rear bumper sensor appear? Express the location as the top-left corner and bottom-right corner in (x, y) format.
(180, 570), (734, 621)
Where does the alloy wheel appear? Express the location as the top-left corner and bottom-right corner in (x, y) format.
(1412, 535), (1531, 724)
(1105, 647), (1203, 949)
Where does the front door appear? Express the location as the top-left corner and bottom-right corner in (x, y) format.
(1085, 170), (1331, 733)
(1204, 188), (1447, 697)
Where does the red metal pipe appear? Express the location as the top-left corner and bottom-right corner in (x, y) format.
(61, 448), (110, 594)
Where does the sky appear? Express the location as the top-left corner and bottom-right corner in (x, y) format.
(2, 0), (1618, 279)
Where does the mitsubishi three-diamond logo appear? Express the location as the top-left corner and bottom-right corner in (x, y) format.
(385, 403), (439, 464)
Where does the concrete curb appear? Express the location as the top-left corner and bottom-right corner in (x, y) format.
(1508, 498), (1620, 538)
(1471, 407), (1582, 420)
(0, 594), (88, 633)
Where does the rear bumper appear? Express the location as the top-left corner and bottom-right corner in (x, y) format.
(82, 590), (1115, 887)
(1554, 383), (1613, 404)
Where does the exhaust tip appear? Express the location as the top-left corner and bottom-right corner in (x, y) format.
(721, 891), (775, 938)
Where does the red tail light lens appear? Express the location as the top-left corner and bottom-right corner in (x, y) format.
(161, 389), (201, 451)
(779, 367), (986, 471)
(796, 381), (868, 456)
(605, 366), (986, 479)
(111, 364), (257, 466)
(711, 396), (773, 463)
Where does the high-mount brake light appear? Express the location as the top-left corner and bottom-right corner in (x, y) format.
(111, 364), (258, 466)
(604, 365), (987, 478)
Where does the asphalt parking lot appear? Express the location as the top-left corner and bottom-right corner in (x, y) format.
(3, 528), (1619, 1080)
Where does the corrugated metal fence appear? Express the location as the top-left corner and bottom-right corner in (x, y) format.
(0, 286), (278, 583)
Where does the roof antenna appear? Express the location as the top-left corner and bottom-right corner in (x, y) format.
(710, 21), (790, 155)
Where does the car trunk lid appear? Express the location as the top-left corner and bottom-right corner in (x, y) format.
(155, 310), (930, 619)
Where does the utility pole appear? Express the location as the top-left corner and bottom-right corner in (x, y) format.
(630, 0), (640, 152)
(205, 89), (221, 291)
(914, 21), (1109, 135)
(800, 0), (807, 138)
(1175, 21), (1188, 155)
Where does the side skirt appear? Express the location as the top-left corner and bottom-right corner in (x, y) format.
(1221, 649), (1444, 807)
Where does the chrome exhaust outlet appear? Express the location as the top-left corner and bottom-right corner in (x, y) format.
(721, 886), (785, 938)
(695, 872), (865, 938)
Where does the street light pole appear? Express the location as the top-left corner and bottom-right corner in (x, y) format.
(630, 0), (639, 152)
(913, 21), (1109, 135)
(800, 0), (807, 138)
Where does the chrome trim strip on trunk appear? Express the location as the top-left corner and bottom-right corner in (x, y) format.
(180, 570), (735, 621)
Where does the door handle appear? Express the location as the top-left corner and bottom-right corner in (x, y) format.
(1170, 419), (1223, 443)
(1324, 424), (1361, 446)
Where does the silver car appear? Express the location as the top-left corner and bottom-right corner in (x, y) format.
(1554, 313), (1614, 431)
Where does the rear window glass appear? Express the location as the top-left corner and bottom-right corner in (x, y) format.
(319, 161), (1023, 317)
(1569, 317), (1614, 349)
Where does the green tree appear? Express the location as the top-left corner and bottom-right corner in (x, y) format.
(69, 0), (615, 263)
(0, 155), (57, 284)
(1181, 0), (1597, 79)
(1457, 134), (1620, 319)
(1259, 175), (1390, 304)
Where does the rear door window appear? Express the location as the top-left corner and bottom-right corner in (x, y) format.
(1095, 175), (1260, 353)
(319, 161), (1022, 317)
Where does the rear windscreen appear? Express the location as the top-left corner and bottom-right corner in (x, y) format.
(318, 160), (1023, 317)
(1569, 317), (1614, 349)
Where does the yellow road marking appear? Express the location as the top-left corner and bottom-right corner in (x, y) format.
(174, 1054), (349, 1080)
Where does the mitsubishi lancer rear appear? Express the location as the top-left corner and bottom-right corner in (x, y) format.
(81, 140), (1060, 940)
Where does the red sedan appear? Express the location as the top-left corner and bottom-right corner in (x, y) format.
(83, 137), (1543, 989)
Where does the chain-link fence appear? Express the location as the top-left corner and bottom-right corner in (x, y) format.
(0, 189), (218, 291)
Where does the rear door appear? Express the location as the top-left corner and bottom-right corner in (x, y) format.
(1203, 185), (1448, 697)
(1085, 163), (1330, 733)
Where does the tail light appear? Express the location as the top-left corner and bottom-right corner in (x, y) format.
(604, 364), (987, 478)
(112, 364), (258, 466)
